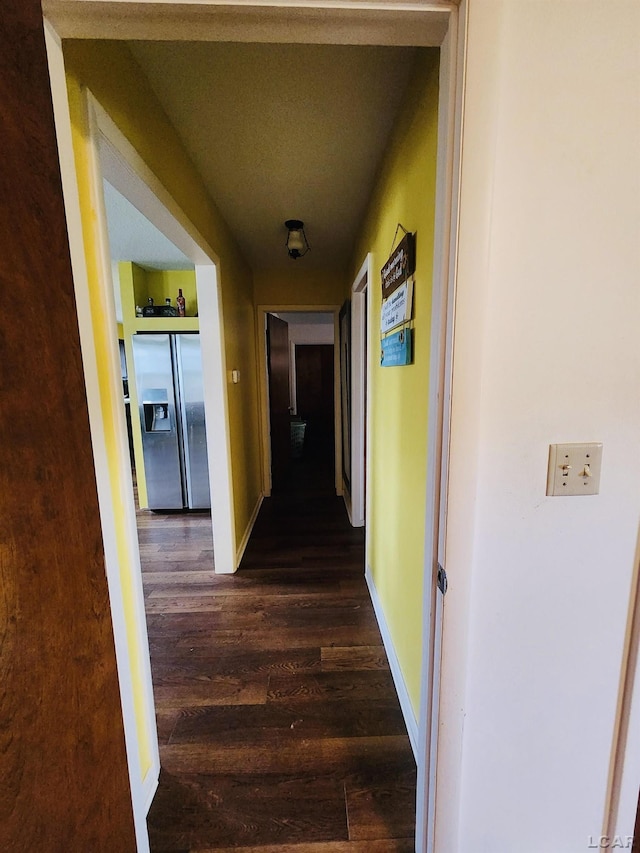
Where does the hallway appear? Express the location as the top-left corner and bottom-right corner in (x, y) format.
(141, 461), (416, 851)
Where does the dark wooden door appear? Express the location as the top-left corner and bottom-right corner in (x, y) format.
(295, 344), (335, 462)
(0, 5), (136, 850)
(267, 314), (291, 491)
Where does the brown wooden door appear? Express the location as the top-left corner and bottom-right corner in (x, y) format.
(0, 4), (136, 850)
(267, 314), (291, 491)
(295, 344), (335, 462)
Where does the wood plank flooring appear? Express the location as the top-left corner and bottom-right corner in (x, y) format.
(141, 461), (416, 852)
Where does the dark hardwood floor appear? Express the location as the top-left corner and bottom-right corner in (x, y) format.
(141, 458), (416, 852)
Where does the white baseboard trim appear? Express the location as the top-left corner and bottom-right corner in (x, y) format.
(142, 760), (159, 814)
(343, 488), (353, 525)
(235, 493), (264, 568)
(343, 486), (365, 528)
(365, 564), (419, 760)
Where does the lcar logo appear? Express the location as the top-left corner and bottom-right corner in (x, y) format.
(587, 837), (633, 849)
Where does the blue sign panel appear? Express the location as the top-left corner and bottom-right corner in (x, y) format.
(381, 328), (412, 367)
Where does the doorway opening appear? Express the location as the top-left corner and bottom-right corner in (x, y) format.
(260, 307), (341, 499)
(93, 95), (235, 571)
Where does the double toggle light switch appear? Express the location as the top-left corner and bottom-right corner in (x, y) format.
(547, 443), (603, 496)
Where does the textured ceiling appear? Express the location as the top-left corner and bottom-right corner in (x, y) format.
(127, 41), (423, 274)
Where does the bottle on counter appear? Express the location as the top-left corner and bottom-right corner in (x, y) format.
(177, 288), (186, 317)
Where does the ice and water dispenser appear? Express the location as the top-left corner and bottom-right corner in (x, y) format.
(142, 389), (172, 433)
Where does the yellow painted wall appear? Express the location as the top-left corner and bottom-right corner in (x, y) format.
(63, 42), (263, 779)
(253, 268), (346, 307)
(349, 50), (440, 713)
(129, 260), (148, 319)
(139, 268), (197, 317)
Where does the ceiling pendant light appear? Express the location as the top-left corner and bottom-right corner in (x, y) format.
(284, 219), (310, 260)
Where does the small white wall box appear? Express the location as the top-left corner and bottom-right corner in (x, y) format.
(546, 443), (603, 496)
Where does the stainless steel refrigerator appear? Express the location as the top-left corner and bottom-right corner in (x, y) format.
(131, 333), (211, 510)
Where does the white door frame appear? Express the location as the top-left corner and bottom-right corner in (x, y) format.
(347, 254), (373, 529)
(90, 98), (236, 577)
(44, 3), (467, 851)
(256, 305), (342, 497)
(415, 5), (467, 851)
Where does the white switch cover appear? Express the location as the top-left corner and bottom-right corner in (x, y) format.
(547, 443), (603, 496)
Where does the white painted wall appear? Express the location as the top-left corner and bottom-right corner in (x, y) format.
(288, 322), (334, 346)
(439, 1), (640, 850)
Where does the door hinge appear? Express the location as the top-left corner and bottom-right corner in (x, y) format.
(437, 563), (448, 596)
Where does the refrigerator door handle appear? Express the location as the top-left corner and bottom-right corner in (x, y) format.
(175, 333), (211, 510)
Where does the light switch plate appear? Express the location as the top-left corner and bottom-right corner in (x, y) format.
(547, 443), (603, 496)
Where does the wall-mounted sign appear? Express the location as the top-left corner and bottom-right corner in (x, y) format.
(381, 278), (413, 335)
(381, 232), (416, 300)
(381, 328), (413, 367)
